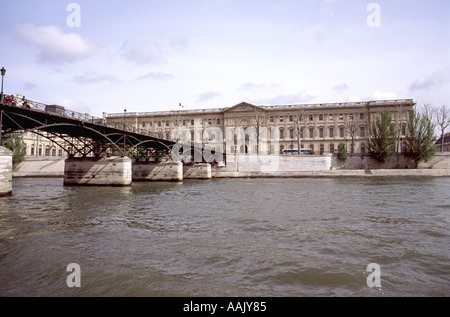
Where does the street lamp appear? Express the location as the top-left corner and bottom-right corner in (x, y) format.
(1, 67), (6, 99)
(123, 108), (127, 130)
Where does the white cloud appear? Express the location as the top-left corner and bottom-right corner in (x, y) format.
(254, 90), (317, 105)
(240, 82), (280, 91)
(368, 91), (399, 100)
(120, 33), (187, 65)
(136, 72), (174, 81)
(197, 91), (221, 103)
(333, 83), (350, 92)
(409, 67), (450, 91)
(72, 72), (119, 85)
(14, 24), (99, 64)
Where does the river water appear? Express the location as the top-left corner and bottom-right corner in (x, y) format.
(0, 177), (449, 297)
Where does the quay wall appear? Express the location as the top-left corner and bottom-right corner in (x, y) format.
(10, 153), (450, 179)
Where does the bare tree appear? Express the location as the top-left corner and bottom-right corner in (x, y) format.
(435, 105), (450, 152)
(251, 107), (268, 154)
(292, 109), (307, 153)
(345, 115), (358, 153)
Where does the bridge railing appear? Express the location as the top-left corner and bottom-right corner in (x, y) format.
(1, 93), (170, 139)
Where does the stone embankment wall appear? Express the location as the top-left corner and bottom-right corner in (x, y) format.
(10, 153), (450, 179)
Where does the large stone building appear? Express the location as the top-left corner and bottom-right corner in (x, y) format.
(105, 99), (414, 157)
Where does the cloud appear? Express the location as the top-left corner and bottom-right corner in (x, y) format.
(14, 24), (99, 64)
(197, 91), (221, 103)
(255, 90), (316, 105)
(409, 68), (450, 91)
(136, 72), (174, 81)
(240, 82), (280, 91)
(72, 72), (119, 85)
(120, 33), (187, 65)
(333, 83), (350, 92)
(368, 91), (399, 100)
(313, 25), (339, 42)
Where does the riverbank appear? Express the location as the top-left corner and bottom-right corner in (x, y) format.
(12, 157), (450, 179)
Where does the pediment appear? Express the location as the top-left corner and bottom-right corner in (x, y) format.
(224, 102), (265, 113)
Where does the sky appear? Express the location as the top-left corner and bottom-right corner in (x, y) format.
(0, 0), (449, 116)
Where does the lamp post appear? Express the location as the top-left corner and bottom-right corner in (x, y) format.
(123, 108), (127, 156)
(1, 67), (6, 102)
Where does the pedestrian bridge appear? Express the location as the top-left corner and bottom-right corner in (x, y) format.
(0, 94), (218, 195)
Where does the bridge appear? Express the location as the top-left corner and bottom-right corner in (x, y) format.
(0, 94), (217, 195)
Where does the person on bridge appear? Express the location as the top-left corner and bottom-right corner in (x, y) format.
(5, 95), (14, 105)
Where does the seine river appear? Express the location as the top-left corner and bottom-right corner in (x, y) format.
(0, 177), (449, 297)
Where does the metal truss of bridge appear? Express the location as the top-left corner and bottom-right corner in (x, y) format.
(0, 95), (213, 163)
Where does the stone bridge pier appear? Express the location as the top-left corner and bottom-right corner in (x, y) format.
(0, 147), (13, 196)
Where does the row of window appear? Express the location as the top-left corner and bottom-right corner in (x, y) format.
(142, 118), (222, 128)
(271, 113), (365, 123)
(279, 127), (366, 139)
(138, 112), (369, 129)
(29, 144), (65, 157)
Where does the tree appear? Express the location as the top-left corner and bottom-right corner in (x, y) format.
(337, 143), (347, 162)
(5, 137), (26, 165)
(344, 114), (358, 153)
(368, 111), (396, 163)
(405, 109), (437, 168)
(434, 105), (449, 152)
(251, 107), (267, 154)
(292, 109), (307, 153)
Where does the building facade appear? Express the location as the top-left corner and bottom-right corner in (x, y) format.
(105, 99), (415, 156)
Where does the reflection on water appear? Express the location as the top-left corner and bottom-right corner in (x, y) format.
(0, 177), (449, 296)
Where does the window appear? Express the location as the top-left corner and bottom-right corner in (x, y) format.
(289, 129), (294, 139)
(339, 114), (344, 120)
(208, 119), (212, 125)
(289, 115), (293, 122)
(52, 148), (56, 156)
(360, 127), (365, 137)
(142, 122), (146, 128)
(309, 128), (314, 138)
(166, 121), (169, 127)
(280, 129), (284, 139)
(402, 142), (407, 153)
(402, 124), (406, 136)
(45, 146), (51, 156)
(340, 127), (344, 137)
(191, 119), (194, 126)
(279, 116), (284, 123)
(320, 144), (324, 154)
(190, 131), (194, 141)
(158, 121), (161, 127)
(319, 114), (323, 121)
(217, 118), (221, 125)
(329, 114), (333, 120)
(329, 127), (334, 138)
(58, 149), (63, 156)
(309, 115), (313, 121)
(349, 113), (354, 120)
(360, 113), (365, 120)
(300, 128), (304, 139)
(361, 143), (366, 154)
(319, 128), (324, 138)
(330, 144), (335, 153)
(183, 120), (186, 126)
(270, 116), (274, 123)
(31, 144), (35, 156)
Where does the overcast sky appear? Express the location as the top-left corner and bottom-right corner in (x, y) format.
(0, 0), (449, 116)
